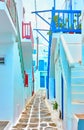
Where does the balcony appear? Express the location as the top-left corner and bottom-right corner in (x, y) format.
(0, 0), (17, 35)
(22, 22), (34, 45)
(51, 9), (81, 33)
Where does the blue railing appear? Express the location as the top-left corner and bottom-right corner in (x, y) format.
(51, 8), (81, 33)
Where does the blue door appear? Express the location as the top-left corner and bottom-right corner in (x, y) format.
(54, 79), (56, 98)
(40, 76), (45, 88)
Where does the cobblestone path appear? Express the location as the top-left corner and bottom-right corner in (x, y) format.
(12, 90), (63, 130)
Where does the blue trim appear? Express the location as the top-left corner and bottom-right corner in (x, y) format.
(61, 75), (64, 119)
(54, 0), (56, 9)
(70, 0), (72, 10)
(54, 9), (81, 13)
(32, 10), (52, 13)
(34, 29), (49, 43)
(32, 9), (81, 34)
(52, 10), (81, 33)
(36, 13), (50, 26)
(32, 10), (51, 26)
(34, 29), (49, 31)
(47, 34), (52, 99)
(54, 78), (56, 98)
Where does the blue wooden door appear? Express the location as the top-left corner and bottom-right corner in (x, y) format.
(40, 76), (45, 88)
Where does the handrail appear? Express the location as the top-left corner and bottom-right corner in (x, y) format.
(60, 35), (74, 67)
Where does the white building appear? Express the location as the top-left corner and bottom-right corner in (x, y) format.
(0, 0), (34, 128)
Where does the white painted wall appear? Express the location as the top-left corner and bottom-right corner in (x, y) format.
(68, 44), (82, 62)
(55, 62), (60, 102)
(15, 0), (23, 39)
(34, 70), (40, 92)
(13, 42), (25, 124)
(0, 0), (33, 126)
(0, 42), (14, 121)
(0, 39), (26, 125)
(62, 34), (82, 63)
(72, 0), (84, 10)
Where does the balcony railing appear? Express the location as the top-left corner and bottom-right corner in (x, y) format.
(22, 22), (34, 46)
(0, 0), (17, 28)
(51, 9), (81, 33)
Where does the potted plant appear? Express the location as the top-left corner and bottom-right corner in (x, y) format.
(53, 101), (58, 110)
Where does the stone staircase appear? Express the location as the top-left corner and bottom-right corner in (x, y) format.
(71, 65), (84, 113)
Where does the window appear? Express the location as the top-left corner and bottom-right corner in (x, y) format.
(33, 49), (36, 54)
(0, 57), (5, 64)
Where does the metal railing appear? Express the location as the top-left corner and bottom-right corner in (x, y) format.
(22, 22), (34, 46)
(51, 9), (81, 33)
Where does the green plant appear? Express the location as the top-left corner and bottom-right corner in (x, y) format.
(74, 13), (81, 30)
(76, 23), (81, 29)
(69, 24), (73, 30)
(53, 15), (66, 29)
(47, 30), (52, 36)
(53, 101), (58, 110)
(53, 15), (59, 23)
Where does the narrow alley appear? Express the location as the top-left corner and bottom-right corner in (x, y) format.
(0, 0), (84, 130)
(12, 90), (63, 130)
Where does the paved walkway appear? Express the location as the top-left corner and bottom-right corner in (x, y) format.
(12, 90), (63, 130)
(0, 121), (9, 130)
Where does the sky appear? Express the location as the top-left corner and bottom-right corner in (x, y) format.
(23, 0), (54, 45)
(22, 0), (84, 45)
(23, 0), (65, 45)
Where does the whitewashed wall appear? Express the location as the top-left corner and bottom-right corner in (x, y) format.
(13, 42), (25, 124)
(34, 70), (40, 92)
(0, 41), (14, 121)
